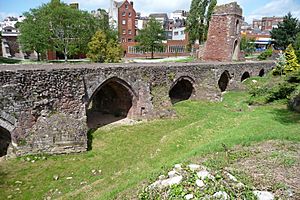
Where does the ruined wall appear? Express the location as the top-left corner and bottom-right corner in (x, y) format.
(0, 61), (274, 157)
(203, 2), (243, 61)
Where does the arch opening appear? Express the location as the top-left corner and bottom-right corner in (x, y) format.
(0, 126), (11, 157)
(232, 40), (239, 60)
(87, 78), (134, 129)
(241, 72), (250, 82)
(169, 78), (194, 104)
(259, 69), (265, 77)
(218, 71), (230, 92)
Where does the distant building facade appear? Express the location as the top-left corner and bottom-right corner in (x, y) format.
(252, 16), (283, 32)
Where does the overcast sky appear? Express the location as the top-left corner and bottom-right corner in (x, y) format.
(0, 0), (300, 23)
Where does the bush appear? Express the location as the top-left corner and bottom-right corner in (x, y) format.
(288, 85), (300, 112)
(266, 82), (296, 102)
(257, 48), (273, 60)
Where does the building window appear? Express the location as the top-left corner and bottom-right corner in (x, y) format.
(122, 19), (126, 25)
(128, 12), (131, 17)
(122, 29), (126, 34)
(125, 4), (128, 9)
(174, 31), (179, 36)
(122, 12), (126, 16)
(122, 38), (126, 43)
(180, 31), (184, 35)
(128, 29), (132, 34)
(128, 38), (132, 42)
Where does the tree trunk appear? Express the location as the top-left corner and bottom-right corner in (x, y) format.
(37, 52), (40, 61)
(151, 46), (154, 59)
(64, 47), (68, 62)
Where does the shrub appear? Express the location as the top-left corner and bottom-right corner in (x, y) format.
(284, 44), (300, 73)
(272, 51), (286, 76)
(266, 82), (296, 102)
(257, 48), (273, 60)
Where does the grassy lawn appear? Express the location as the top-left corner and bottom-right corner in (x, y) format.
(0, 57), (22, 64)
(0, 89), (299, 200)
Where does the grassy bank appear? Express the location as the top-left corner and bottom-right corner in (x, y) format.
(0, 89), (299, 200)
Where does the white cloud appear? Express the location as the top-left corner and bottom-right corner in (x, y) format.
(0, 12), (19, 21)
(247, 0), (300, 23)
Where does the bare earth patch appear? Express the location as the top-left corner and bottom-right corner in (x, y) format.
(116, 140), (300, 199)
(228, 140), (300, 199)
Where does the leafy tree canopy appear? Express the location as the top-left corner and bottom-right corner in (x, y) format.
(87, 30), (122, 63)
(18, 0), (111, 61)
(135, 17), (166, 59)
(186, 0), (217, 46)
(271, 12), (300, 50)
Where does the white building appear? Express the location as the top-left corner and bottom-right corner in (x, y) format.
(172, 27), (185, 40)
(169, 10), (187, 20)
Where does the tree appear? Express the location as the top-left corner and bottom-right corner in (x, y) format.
(240, 36), (256, 56)
(135, 17), (166, 59)
(18, 0), (101, 62)
(271, 12), (300, 50)
(18, 9), (51, 61)
(87, 30), (122, 63)
(284, 44), (300, 73)
(294, 32), (300, 63)
(186, 0), (217, 46)
(45, 0), (96, 61)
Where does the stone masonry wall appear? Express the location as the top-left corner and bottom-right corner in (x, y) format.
(0, 61), (274, 157)
(203, 2), (243, 61)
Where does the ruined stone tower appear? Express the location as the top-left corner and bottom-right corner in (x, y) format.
(203, 2), (243, 62)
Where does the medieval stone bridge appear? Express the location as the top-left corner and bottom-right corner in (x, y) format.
(0, 61), (274, 157)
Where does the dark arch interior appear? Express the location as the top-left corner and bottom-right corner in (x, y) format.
(87, 79), (133, 129)
(259, 69), (265, 77)
(169, 79), (194, 104)
(236, 20), (240, 34)
(241, 72), (250, 82)
(218, 71), (230, 92)
(0, 126), (11, 157)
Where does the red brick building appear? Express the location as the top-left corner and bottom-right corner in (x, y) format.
(113, 0), (137, 54)
(253, 17), (283, 31)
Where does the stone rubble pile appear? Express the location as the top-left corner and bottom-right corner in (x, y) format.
(143, 163), (274, 200)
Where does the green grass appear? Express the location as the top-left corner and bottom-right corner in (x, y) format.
(0, 90), (299, 200)
(0, 57), (22, 64)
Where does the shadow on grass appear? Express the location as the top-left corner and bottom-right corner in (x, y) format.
(271, 108), (300, 124)
(87, 128), (96, 151)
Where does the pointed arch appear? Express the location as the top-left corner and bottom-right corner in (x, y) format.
(87, 77), (136, 128)
(169, 76), (195, 104)
(241, 71), (250, 82)
(259, 69), (265, 77)
(218, 70), (231, 92)
(0, 125), (11, 157)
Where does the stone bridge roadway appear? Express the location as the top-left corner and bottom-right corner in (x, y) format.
(0, 61), (274, 157)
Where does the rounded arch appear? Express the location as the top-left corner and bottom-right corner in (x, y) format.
(169, 76), (195, 104)
(218, 70), (231, 92)
(87, 77), (136, 129)
(0, 126), (11, 157)
(241, 72), (250, 82)
(259, 69), (265, 77)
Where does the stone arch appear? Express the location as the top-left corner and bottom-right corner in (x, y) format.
(218, 70), (231, 92)
(0, 125), (11, 157)
(241, 71), (250, 82)
(169, 76), (195, 104)
(232, 39), (239, 60)
(87, 77), (136, 128)
(259, 69), (265, 77)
